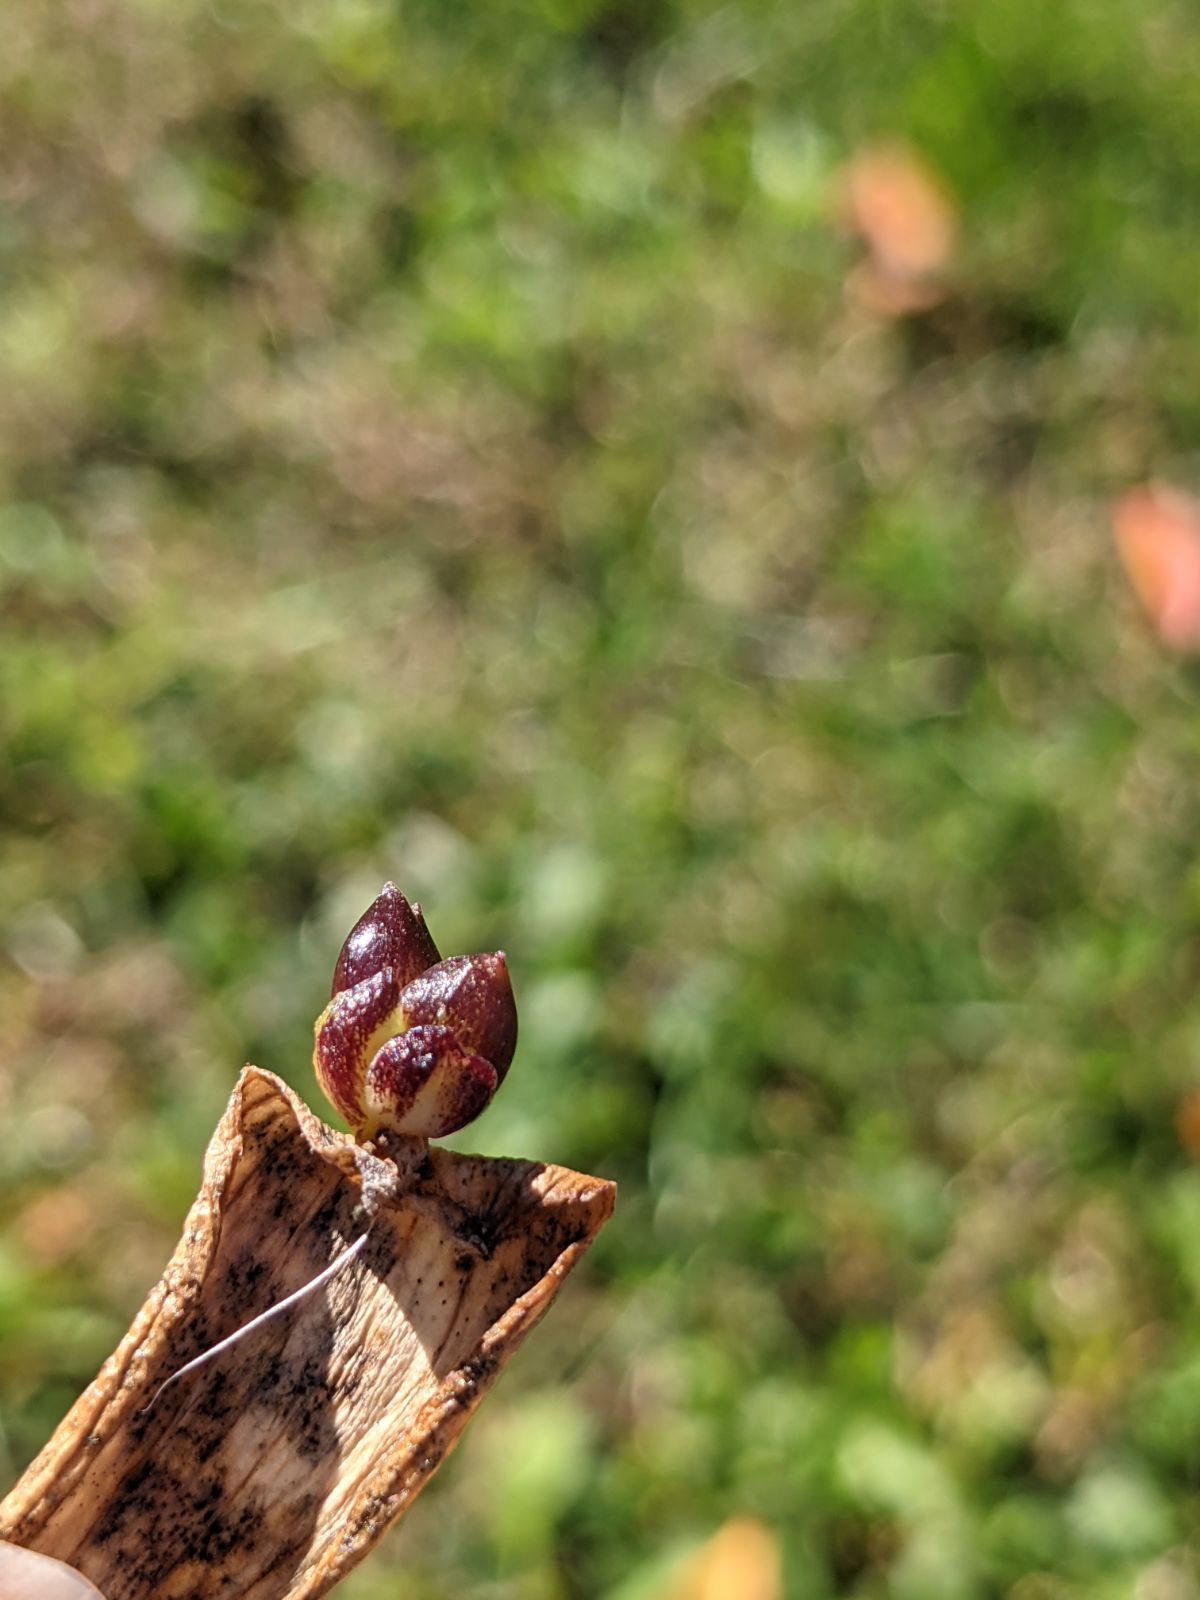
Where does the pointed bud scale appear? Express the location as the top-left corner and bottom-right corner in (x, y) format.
(362, 1025), (498, 1138)
(331, 882), (441, 997)
(396, 953), (518, 1085)
(313, 969), (404, 1131)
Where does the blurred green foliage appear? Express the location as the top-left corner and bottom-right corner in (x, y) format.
(3, 0), (1200, 1595)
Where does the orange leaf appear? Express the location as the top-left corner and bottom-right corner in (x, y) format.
(669, 1518), (782, 1600)
(1112, 486), (1200, 651)
(844, 144), (957, 284)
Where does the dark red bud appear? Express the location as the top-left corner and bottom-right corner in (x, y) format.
(313, 968), (403, 1131)
(397, 953), (517, 1084)
(331, 882), (441, 997)
(363, 1025), (498, 1138)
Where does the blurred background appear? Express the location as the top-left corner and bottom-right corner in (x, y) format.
(3, 1), (1200, 1596)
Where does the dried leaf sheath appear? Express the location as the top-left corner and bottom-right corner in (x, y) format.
(0, 1068), (615, 1600)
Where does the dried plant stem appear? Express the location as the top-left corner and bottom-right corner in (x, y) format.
(0, 1068), (614, 1600)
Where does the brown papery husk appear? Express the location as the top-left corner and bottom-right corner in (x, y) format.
(0, 1068), (615, 1599)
